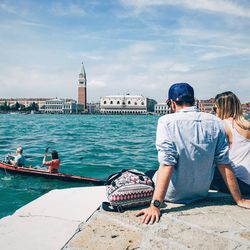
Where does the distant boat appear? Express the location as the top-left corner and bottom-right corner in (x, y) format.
(0, 160), (104, 185)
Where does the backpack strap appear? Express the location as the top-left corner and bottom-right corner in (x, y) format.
(105, 169), (154, 185)
(104, 169), (128, 185)
(101, 202), (125, 213)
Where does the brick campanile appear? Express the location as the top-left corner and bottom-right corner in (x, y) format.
(78, 62), (87, 111)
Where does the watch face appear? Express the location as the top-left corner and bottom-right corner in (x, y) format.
(153, 200), (161, 208)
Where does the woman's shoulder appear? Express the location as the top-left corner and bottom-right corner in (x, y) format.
(226, 118), (250, 140)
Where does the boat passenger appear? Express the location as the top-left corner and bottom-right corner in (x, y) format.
(7, 146), (26, 167)
(211, 91), (250, 195)
(136, 83), (250, 225)
(43, 150), (60, 173)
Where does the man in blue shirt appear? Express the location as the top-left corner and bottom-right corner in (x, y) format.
(136, 83), (250, 224)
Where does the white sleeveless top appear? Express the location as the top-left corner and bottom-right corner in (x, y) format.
(224, 120), (250, 185)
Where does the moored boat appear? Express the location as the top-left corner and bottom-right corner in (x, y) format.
(0, 161), (104, 185)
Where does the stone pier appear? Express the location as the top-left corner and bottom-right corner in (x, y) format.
(63, 194), (250, 250)
(0, 187), (249, 250)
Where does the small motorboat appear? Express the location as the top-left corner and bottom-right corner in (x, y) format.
(0, 160), (104, 185)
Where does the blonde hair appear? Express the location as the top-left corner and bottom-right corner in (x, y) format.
(215, 91), (250, 130)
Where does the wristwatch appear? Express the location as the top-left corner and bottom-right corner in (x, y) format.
(151, 199), (161, 208)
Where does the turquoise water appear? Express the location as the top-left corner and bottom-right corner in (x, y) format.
(0, 114), (159, 218)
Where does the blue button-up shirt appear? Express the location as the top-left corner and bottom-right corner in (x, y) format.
(154, 106), (230, 203)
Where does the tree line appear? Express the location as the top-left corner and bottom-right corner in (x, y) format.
(0, 101), (40, 112)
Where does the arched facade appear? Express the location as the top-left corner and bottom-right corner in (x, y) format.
(100, 95), (147, 114)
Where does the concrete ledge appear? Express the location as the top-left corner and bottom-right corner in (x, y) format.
(1, 187), (249, 250)
(63, 195), (250, 250)
(0, 186), (107, 250)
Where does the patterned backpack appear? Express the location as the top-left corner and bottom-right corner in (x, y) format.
(102, 169), (154, 212)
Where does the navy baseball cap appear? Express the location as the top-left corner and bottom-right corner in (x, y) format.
(168, 83), (194, 102)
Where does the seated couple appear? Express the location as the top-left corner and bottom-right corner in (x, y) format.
(136, 83), (250, 224)
(6, 147), (60, 173)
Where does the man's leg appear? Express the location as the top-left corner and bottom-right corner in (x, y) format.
(5, 155), (14, 164)
(145, 169), (157, 179)
(210, 167), (229, 193)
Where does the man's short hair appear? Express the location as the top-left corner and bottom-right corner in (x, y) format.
(175, 100), (195, 106)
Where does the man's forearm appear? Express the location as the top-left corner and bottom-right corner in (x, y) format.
(135, 164), (174, 224)
(152, 164), (174, 203)
(217, 164), (241, 203)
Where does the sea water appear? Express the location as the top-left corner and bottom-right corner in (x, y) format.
(0, 114), (159, 218)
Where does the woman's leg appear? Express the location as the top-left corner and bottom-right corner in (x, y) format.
(237, 179), (250, 195)
(211, 167), (250, 195)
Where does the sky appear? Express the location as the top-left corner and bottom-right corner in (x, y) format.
(0, 0), (250, 103)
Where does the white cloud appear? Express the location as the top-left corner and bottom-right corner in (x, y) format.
(200, 48), (250, 61)
(0, 66), (77, 99)
(50, 2), (86, 16)
(169, 63), (191, 72)
(120, 0), (250, 17)
(180, 0), (250, 17)
(88, 79), (107, 87)
(200, 52), (221, 61)
(0, 1), (38, 19)
(0, 2), (20, 15)
(1, 0), (250, 103)
(128, 42), (156, 55)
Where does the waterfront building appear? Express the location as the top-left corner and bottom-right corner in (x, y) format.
(87, 102), (100, 114)
(78, 63), (87, 112)
(0, 98), (50, 110)
(198, 98), (215, 113)
(198, 99), (249, 116)
(100, 94), (156, 114)
(154, 103), (169, 115)
(242, 102), (250, 116)
(44, 98), (83, 114)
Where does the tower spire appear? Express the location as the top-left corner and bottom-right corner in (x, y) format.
(79, 62), (87, 86)
(78, 62), (87, 112)
(80, 62), (86, 79)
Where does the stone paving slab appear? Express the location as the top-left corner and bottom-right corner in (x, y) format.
(0, 186), (107, 250)
(63, 196), (250, 250)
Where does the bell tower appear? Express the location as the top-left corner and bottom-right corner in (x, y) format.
(78, 62), (87, 111)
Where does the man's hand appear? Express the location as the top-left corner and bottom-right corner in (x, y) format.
(135, 164), (173, 225)
(237, 199), (250, 209)
(135, 206), (160, 224)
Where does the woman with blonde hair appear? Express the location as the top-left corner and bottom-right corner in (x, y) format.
(211, 91), (250, 194)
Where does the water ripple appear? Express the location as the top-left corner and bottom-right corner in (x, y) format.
(0, 114), (159, 218)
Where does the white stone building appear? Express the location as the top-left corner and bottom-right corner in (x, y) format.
(87, 102), (100, 114)
(154, 103), (169, 115)
(100, 94), (148, 114)
(44, 99), (83, 114)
